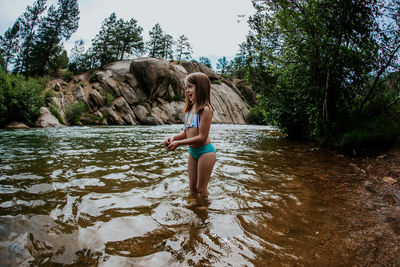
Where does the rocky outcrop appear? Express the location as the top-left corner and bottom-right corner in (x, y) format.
(33, 107), (63, 127)
(38, 58), (250, 127)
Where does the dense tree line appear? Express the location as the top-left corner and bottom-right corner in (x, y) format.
(1, 3), (195, 75)
(223, 0), (400, 153)
(69, 14), (194, 73)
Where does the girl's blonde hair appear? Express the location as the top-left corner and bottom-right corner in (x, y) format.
(183, 72), (213, 114)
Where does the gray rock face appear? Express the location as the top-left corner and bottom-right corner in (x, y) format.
(38, 58), (250, 127)
(33, 107), (63, 127)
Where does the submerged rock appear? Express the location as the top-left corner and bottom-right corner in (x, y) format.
(5, 122), (30, 129)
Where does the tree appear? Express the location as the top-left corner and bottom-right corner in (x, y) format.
(216, 56), (228, 74)
(147, 23), (165, 58)
(13, 0), (47, 77)
(246, 0), (400, 143)
(91, 12), (118, 67)
(176, 34), (193, 61)
(161, 34), (175, 60)
(49, 49), (68, 74)
(31, 0), (79, 76)
(114, 18), (144, 60)
(0, 20), (21, 71)
(199, 56), (212, 68)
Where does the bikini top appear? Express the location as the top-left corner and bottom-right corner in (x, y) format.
(182, 111), (200, 130)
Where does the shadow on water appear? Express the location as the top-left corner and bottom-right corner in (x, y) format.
(0, 125), (377, 266)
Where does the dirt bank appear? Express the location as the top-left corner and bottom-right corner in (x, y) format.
(314, 145), (400, 265)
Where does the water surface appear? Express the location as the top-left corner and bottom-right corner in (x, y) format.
(0, 125), (360, 266)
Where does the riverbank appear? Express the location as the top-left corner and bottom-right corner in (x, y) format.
(313, 144), (400, 265)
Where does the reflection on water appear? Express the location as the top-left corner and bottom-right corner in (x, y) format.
(0, 125), (359, 266)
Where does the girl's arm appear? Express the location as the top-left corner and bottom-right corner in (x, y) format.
(173, 130), (187, 141)
(167, 107), (212, 150)
(164, 130), (186, 147)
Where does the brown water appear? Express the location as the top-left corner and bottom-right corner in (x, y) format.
(0, 125), (363, 266)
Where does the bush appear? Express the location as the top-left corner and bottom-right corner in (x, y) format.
(0, 72), (45, 126)
(104, 91), (114, 106)
(65, 101), (87, 125)
(89, 71), (99, 83)
(336, 115), (400, 155)
(247, 106), (267, 125)
(63, 71), (74, 82)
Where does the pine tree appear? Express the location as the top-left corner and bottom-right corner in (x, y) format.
(91, 13), (118, 67)
(0, 20), (22, 71)
(114, 18), (144, 60)
(161, 34), (174, 60)
(176, 34), (193, 62)
(147, 23), (164, 58)
(31, 0), (79, 76)
(199, 56), (212, 68)
(216, 56), (228, 74)
(13, 0), (47, 77)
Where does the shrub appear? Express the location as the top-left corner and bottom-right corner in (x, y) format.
(247, 106), (267, 125)
(0, 73), (45, 126)
(63, 71), (74, 82)
(45, 89), (56, 99)
(89, 72), (99, 83)
(104, 91), (114, 106)
(65, 101), (87, 125)
(336, 115), (400, 155)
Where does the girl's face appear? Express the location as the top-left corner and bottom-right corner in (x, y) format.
(185, 81), (196, 103)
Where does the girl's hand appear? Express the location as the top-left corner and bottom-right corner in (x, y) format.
(167, 141), (180, 151)
(164, 137), (173, 149)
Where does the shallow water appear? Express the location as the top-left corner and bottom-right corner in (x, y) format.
(0, 125), (360, 266)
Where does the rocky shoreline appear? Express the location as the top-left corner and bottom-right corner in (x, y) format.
(310, 145), (400, 265)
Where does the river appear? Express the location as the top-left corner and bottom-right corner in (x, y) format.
(0, 125), (375, 266)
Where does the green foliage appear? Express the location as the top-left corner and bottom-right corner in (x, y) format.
(175, 34), (193, 61)
(89, 71), (99, 83)
(90, 13), (144, 67)
(241, 0), (400, 147)
(0, 20), (21, 71)
(49, 50), (69, 74)
(63, 70), (74, 82)
(216, 56), (228, 74)
(0, 66), (45, 126)
(45, 89), (56, 99)
(104, 91), (115, 106)
(65, 101), (87, 125)
(199, 57), (212, 69)
(247, 106), (266, 125)
(336, 116), (400, 155)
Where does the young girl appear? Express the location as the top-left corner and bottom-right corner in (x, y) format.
(164, 72), (216, 196)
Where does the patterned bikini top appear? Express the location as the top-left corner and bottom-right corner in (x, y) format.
(182, 111), (200, 130)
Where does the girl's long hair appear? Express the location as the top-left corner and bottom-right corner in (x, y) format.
(183, 72), (213, 115)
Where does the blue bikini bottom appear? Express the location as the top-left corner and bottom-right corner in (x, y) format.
(189, 143), (216, 160)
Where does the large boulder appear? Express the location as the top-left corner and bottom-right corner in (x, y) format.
(130, 58), (185, 100)
(33, 107), (63, 127)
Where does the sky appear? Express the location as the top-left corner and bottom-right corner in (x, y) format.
(0, 0), (255, 67)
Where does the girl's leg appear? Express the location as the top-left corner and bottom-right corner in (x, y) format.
(187, 154), (198, 193)
(196, 152), (216, 196)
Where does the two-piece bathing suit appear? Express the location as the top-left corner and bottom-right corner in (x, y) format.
(182, 110), (216, 159)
